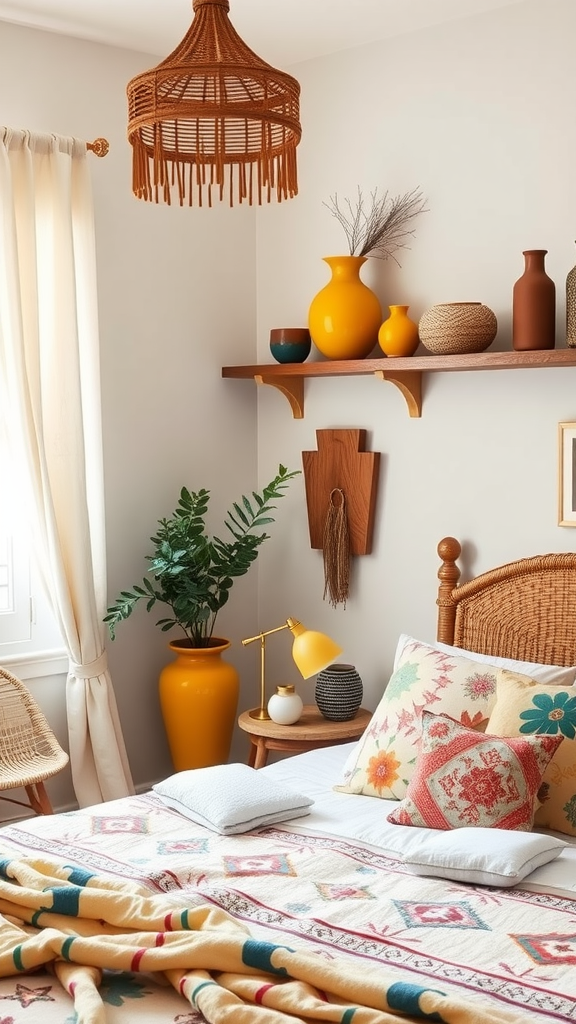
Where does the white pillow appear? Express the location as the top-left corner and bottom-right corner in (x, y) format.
(402, 827), (567, 887)
(152, 763), (313, 835)
(394, 633), (576, 686)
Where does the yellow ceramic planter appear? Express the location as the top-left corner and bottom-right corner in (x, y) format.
(158, 639), (239, 771)
(308, 255), (382, 360)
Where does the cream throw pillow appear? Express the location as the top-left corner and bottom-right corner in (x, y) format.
(486, 669), (576, 836)
(335, 638), (502, 801)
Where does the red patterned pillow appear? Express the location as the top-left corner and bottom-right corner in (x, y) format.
(387, 711), (563, 831)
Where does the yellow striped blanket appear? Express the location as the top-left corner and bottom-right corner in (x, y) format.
(0, 854), (525, 1024)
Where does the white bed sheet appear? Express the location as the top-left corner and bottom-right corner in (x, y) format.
(260, 741), (576, 898)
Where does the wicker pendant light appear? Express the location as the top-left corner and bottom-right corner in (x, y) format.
(126, 0), (301, 207)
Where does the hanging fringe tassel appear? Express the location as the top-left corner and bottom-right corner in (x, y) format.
(322, 488), (350, 609)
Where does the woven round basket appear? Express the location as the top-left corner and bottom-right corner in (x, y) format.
(419, 302), (498, 355)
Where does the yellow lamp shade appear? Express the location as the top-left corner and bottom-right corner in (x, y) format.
(287, 617), (343, 678)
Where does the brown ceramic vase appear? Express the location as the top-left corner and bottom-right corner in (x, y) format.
(512, 249), (556, 351)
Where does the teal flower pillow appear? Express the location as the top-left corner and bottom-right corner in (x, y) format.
(335, 639), (500, 800)
(487, 669), (576, 836)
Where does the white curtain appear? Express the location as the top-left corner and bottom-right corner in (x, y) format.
(0, 127), (134, 806)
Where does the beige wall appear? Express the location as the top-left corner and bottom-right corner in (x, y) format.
(253, 0), (576, 706)
(1, 0), (575, 811)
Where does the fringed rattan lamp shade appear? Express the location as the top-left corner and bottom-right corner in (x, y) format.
(127, 0), (301, 207)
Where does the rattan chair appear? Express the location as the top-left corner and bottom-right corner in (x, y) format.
(0, 666), (69, 816)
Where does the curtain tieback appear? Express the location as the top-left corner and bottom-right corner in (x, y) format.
(69, 654), (109, 679)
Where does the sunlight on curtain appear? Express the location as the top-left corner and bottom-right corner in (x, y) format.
(0, 127), (134, 806)
(0, 427), (31, 642)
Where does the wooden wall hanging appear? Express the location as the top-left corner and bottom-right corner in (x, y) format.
(302, 429), (380, 557)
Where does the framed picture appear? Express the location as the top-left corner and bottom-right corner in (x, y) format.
(558, 422), (576, 526)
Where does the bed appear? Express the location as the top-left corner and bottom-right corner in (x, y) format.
(0, 536), (575, 1024)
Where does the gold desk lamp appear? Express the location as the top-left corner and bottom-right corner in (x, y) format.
(242, 617), (342, 721)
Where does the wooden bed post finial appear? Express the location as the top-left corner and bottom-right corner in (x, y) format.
(436, 536), (461, 643)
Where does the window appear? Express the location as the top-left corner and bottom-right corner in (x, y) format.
(0, 532), (11, 611)
(0, 526), (31, 645)
(0, 424), (63, 661)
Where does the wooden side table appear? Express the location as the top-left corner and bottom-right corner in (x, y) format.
(237, 704), (372, 769)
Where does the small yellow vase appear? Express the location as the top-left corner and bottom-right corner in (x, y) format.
(308, 255), (382, 360)
(158, 639), (239, 771)
(378, 304), (420, 357)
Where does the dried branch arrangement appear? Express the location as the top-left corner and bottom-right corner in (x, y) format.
(324, 186), (428, 263)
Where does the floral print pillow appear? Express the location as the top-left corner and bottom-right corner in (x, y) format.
(386, 711), (563, 831)
(334, 639), (501, 801)
(487, 669), (576, 836)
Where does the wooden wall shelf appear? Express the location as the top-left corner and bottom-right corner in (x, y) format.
(221, 349), (576, 418)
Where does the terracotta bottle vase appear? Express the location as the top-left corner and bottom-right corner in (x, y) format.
(308, 255), (382, 360)
(566, 242), (576, 348)
(512, 249), (556, 351)
(378, 304), (419, 357)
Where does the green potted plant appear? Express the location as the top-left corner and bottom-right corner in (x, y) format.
(105, 464), (299, 771)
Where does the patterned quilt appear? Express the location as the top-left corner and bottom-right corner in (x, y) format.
(0, 793), (573, 1024)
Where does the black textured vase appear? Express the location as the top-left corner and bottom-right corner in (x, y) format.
(315, 663), (363, 721)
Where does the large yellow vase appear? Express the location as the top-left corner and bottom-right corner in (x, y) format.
(308, 255), (382, 360)
(158, 639), (239, 771)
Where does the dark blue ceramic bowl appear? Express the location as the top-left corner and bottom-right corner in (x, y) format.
(270, 328), (311, 364)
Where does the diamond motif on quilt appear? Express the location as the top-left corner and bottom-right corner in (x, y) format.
(512, 932), (576, 965)
(393, 900), (490, 929)
(91, 816), (149, 835)
(223, 854), (296, 877)
(158, 839), (209, 855)
(315, 883), (375, 901)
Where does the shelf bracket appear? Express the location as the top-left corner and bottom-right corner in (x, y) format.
(254, 374), (304, 419)
(374, 369), (422, 418)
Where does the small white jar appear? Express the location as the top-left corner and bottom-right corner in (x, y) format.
(267, 684), (303, 725)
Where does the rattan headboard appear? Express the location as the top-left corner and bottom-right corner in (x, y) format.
(436, 536), (576, 667)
